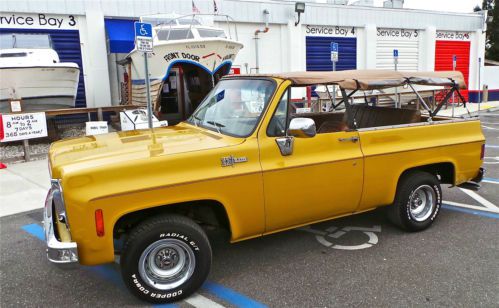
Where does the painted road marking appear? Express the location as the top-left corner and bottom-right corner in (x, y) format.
(458, 188), (498, 211)
(442, 204), (499, 219)
(483, 126), (499, 130)
(485, 145), (499, 149)
(21, 223), (267, 308)
(483, 177), (499, 184)
(300, 225), (381, 250)
(184, 293), (226, 308)
(443, 200), (499, 214)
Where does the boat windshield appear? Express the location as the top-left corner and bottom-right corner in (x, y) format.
(188, 79), (275, 137)
(0, 33), (52, 48)
(197, 28), (226, 38)
(156, 29), (194, 41)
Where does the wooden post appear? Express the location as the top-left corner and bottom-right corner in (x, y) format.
(97, 108), (103, 121)
(127, 62), (132, 104)
(23, 140), (31, 162)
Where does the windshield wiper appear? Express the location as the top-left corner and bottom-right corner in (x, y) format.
(206, 120), (225, 134)
(191, 114), (201, 127)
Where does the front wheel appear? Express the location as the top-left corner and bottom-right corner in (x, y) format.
(120, 214), (212, 303)
(387, 171), (442, 232)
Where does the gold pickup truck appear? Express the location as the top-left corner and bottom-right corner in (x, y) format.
(44, 70), (484, 303)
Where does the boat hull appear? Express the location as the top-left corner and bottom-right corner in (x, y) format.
(0, 64), (80, 112)
(129, 38), (243, 81)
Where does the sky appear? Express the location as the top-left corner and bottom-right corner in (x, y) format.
(374, 0), (483, 13)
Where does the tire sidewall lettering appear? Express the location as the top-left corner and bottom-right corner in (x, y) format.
(131, 273), (183, 298)
(159, 232), (200, 251)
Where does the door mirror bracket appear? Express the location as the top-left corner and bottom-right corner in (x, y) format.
(275, 136), (294, 156)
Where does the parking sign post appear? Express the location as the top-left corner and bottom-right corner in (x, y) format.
(134, 22), (154, 129)
(330, 42), (339, 109)
(393, 49), (399, 108)
(452, 55), (457, 117)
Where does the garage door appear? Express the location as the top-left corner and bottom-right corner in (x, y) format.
(376, 29), (419, 71)
(306, 36), (357, 71)
(435, 40), (470, 101)
(0, 28), (86, 108)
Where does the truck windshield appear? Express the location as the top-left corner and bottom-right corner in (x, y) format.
(188, 79), (275, 137)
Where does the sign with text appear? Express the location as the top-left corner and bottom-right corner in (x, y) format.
(377, 28), (420, 40)
(135, 22), (153, 53)
(305, 25), (357, 37)
(436, 31), (471, 41)
(1, 113), (47, 142)
(330, 42), (339, 62)
(0, 13), (78, 30)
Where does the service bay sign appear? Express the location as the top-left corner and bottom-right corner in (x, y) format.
(134, 22), (153, 53)
(1, 113), (47, 142)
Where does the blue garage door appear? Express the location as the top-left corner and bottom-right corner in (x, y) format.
(306, 36), (357, 71)
(0, 28), (86, 108)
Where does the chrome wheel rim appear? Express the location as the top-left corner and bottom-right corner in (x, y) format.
(138, 239), (195, 290)
(409, 185), (436, 222)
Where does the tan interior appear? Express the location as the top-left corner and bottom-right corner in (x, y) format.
(293, 105), (422, 134)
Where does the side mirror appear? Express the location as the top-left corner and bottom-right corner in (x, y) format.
(288, 118), (316, 138)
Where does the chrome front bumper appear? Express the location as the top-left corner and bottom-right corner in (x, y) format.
(43, 184), (79, 267)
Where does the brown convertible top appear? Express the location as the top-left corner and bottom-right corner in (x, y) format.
(237, 69), (466, 90)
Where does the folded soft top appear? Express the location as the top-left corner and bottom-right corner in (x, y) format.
(236, 69), (466, 90)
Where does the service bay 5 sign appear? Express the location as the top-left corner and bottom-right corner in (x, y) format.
(1, 112), (48, 142)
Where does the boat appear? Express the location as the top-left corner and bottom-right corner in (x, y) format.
(0, 33), (80, 113)
(125, 14), (243, 123)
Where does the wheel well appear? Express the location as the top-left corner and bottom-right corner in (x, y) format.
(400, 162), (455, 185)
(113, 200), (231, 243)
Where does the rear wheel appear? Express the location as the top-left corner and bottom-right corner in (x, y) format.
(388, 171), (442, 231)
(120, 214), (212, 303)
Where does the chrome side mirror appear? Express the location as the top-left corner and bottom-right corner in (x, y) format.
(288, 118), (316, 138)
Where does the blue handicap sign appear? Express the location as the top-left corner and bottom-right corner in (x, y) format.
(330, 42), (339, 53)
(453, 55), (457, 62)
(216, 90), (225, 102)
(393, 49), (399, 57)
(134, 22), (153, 38)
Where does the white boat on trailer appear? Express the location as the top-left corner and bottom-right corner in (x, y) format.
(126, 14), (243, 123)
(0, 33), (80, 113)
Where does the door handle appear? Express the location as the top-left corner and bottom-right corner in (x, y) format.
(338, 136), (359, 143)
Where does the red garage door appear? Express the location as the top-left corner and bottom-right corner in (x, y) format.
(435, 41), (470, 101)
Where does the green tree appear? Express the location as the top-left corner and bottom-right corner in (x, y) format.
(483, 0), (499, 61)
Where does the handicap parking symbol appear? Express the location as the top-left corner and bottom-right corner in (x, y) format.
(299, 225), (381, 250)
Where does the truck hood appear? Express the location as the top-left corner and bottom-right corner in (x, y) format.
(49, 123), (243, 177)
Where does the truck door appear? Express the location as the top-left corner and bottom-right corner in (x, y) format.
(258, 87), (364, 233)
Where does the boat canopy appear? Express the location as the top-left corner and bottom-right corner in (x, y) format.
(241, 70), (466, 90)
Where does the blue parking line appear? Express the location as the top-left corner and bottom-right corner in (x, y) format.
(21, 223), (266, 308)
(203, 281), (268, 308)
(442, 204), (499, 219)
(483, 177), (499, 183)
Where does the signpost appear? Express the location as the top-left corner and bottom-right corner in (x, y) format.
(330, 42), (339, 109)
(134, 22), (154, 129)
(478, 57), (482, 112)
(452, 55), (457, 117)
(393, 49), (399, 108)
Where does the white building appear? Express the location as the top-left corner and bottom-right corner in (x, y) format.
(0, 0), (491, 108)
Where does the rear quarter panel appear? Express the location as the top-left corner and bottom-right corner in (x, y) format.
(357, 119), (484, 211)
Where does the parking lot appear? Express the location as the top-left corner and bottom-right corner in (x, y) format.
(1, 111), (498, 307)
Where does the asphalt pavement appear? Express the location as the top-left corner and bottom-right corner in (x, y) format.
(1, 109), (498, 307)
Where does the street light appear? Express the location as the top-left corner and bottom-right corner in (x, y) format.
(295, 2), (305, 26)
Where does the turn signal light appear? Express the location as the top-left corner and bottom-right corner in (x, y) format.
(480, 144), (485, 160)
(95, 209), (105, 237)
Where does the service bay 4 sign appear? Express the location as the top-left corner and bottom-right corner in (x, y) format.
(1, 113), (48, 142)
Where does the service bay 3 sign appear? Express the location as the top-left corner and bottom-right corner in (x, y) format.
(1, 113), (48, 142)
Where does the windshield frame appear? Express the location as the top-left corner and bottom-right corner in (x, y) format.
(186, 77), (277, 138)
